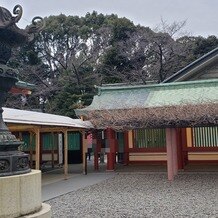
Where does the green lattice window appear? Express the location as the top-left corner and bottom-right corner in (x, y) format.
(42, 133), (52, 150)
(193, 127), (218, 147)
(68, 132), (81, 151)
(42, 133), (58, 150)
(133, 128), (166, 148)
(21, 132), (35, 151)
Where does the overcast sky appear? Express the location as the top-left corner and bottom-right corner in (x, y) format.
(1, 0), (217, 37)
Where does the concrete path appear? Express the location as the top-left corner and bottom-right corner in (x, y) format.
(42, 164), (115, 201)
(41, 162), (166, 202)
(42, 171), (115, 201)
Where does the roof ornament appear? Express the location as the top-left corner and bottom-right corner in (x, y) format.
(0, 5), (45, 45)
(26, 16), (45, 41)
(0, 5), (22, 28)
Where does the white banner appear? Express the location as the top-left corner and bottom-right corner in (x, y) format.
(58, 133), (63, 165)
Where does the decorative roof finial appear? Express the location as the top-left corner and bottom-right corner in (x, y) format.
(0, 5), (45, 45)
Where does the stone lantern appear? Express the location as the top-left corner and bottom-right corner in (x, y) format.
(0, 5), (51, 218)
(0, 5), (44, 176)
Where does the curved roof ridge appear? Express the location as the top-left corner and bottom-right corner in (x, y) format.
(163, 47), (218, 83)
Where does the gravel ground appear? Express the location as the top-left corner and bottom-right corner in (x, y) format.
(47, 172), (218, 218)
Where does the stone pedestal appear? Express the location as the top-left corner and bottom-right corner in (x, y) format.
(0, 170), (51, 218)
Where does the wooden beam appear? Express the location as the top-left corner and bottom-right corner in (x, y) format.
(8, 125), (37, 131)
(8, 125), (86, 133)
(64, 129), (68, 180)
(40, 127), (85, 133)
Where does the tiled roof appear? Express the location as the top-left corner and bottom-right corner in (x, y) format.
(76, 79), (218, 115)
(15, 81), (35, 89)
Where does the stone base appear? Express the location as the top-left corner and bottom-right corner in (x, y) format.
(0, 151), (30, 176)
(20, 203), (51, 218)
(0, 170), (51, 218)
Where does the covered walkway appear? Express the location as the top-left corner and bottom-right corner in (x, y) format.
(2, 107), (93, 178)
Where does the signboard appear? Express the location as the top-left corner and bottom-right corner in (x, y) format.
(58, 133), (63, 165)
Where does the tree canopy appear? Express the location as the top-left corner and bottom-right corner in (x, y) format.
(6, 12), (218, 117)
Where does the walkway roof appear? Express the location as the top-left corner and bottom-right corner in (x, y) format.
(3, 107), (93, 129)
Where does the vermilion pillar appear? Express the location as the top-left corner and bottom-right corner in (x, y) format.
(123, 131), (129, 165)
(106, 128), (116, 171)
(172, 128), (178, 176)
(181, 128), (188, 167)
(166, 128), (174, 181)
(176, 128), (184, 170)
(92, 131), (99, 170)
(166, 128), (179, 181)
(94, 152), (99, 170)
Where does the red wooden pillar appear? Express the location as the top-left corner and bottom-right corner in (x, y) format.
(176, 128), (184, 170)
(181, 128), (188, 167)
(92, 131), (99, 170)
(166, 128), (179, 181)
(166, 128), (174, 181)
(172, 128), (178, 176)
(93, 152), (98, 170)
(123, 131), (129, 165)
(106, 128), (116, 171)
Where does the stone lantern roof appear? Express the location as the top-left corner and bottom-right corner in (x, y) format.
(0, 5), (44, 177)
(0, 5), (44, 46)
(0, 5), (27, 45)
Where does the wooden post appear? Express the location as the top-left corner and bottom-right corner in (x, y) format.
(106, 128), (116, 171)
(35, 128), (40, 170)
(166, 128), (174, 181)
(94, 131), (100, 171)
(124, 131), (129, 165)
(51, 132), (55, 168)
(29, 132), (33, 168)
(82, 131), (87, 175)
(64, 129), (68, 180)
(181, 128), (188, 167)
(172, 128), (178, 176)
(128, 130), (134, 148)
(19, 132), (22, 141)
(107, 152), (114, 170)
(94, 152), (99, 170)
(176, 128), (184, 170)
